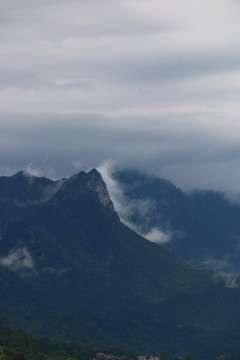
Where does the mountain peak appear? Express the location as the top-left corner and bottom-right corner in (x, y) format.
(81, 168), (115, 212)
(11, 171), (34, 181)
(56, 169), (115, 213)
(88, 168), (100, 177)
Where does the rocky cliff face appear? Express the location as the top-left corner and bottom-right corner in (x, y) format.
(0, 168), (116, 275)
(54, 168), (115, 213)
(85, 169), (115, 212)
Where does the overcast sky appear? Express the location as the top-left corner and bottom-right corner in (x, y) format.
(1, 0), (240, 192)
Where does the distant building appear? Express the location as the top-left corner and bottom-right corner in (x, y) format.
(137, 356), (159, 360)
(97, 353), (124, 360)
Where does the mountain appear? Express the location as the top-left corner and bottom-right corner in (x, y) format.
(0, 169), (240, 359)
(112, 169), (240, 273)
(0, 171), (65, 236)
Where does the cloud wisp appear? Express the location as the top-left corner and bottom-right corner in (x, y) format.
(98, 160), (172, 244)
(213, 272), (240, 289)
(0, 247), (34, 274)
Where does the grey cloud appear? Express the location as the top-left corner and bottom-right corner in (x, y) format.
(213, 272), (240, 289)
(0, 0), (178, 41)
(0, 67), (95, 92)
(1, 1), (240, 94)
(0, 69), (37, 90)
(202, 255), (231, 273)
(2, 111), (240, 192)
(1, 1), (240, 194)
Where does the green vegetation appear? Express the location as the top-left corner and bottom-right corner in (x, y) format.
(0, 320), (96, 360)
(0, 320), (140, 360)
(0, 320), (203, 360)
(0, 170), (240, 359)
(113, 169), (240, 273)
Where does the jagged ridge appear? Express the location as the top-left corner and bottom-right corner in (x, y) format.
(0, 169), (240, 358)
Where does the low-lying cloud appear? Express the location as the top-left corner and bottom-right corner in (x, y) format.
(201, 255), (231, 273)
(143, 228), (171, 244)
(98, 160), (172, 244)
(0, 247), (34, 273)
(10, 163), (66, 208)
(213, 272), (240, 289)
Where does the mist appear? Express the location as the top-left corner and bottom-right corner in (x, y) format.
(97, 160), (172, 244)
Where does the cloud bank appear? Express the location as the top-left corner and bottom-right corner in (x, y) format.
(1, 1), (240, 192)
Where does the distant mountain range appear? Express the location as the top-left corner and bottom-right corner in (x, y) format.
(112, 169), (240, 274)
(0, 169), (240, 359)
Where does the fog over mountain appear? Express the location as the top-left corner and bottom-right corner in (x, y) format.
(98, 161), (240, 274)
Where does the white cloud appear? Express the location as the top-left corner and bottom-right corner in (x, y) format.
(98, 160), (172, 244)
(0, 247), (34, 273)
(97, 160), (123, 214)
(143, 228), (171, 244)
(24, 161), (60, 180)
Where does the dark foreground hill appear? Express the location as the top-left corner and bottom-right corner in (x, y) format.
(113, 169), (240, 273)
(0, 320), (97, 360)
(0, 170), (240, 359)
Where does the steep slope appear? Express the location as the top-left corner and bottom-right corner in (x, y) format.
(113, 169), (240, 273)
(0, 169), (240, 358)
(1, 169), (207, 311)
(0, 320), (98, 360)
